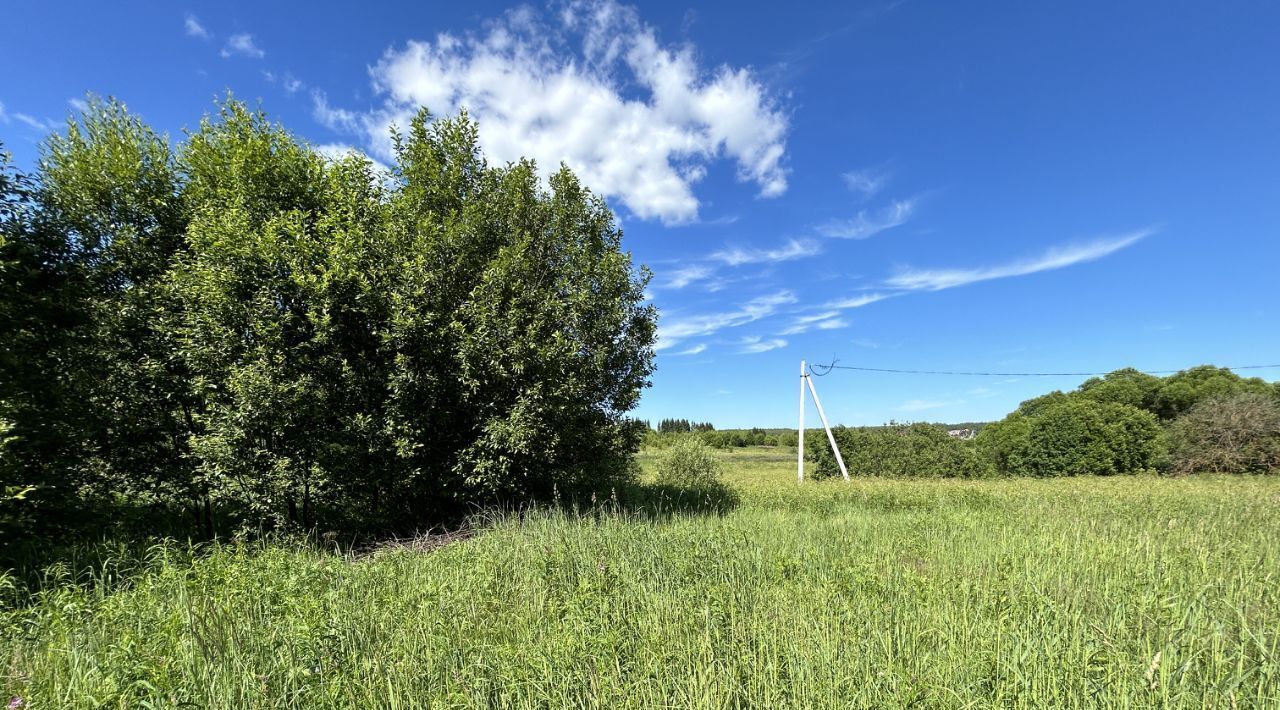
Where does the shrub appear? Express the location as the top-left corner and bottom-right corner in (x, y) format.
(1167, 392), (1280, 473)
(1076, 368), (1162, 411)
(975, 415), (1034, 476)
(1152, 365), (1274, 420)
(809, 423), (992, 479)
(980, 398), (1162, 476)
(654, 438), (724, 491)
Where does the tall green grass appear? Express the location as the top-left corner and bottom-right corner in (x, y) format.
(4, 449), (1279, 707)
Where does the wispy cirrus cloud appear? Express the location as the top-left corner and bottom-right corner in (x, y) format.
(185, 13), (211, 39)
(2, 106), (56, 133)
(885, 228), (1153, 292)
(221, 33), (265, 59)
(657, 264), (715, 290)
(264, 70), (306, 95)
(282, 73), (304, 95)
(824, 292), (894, 310)
(709, 238), (821, 266)
(674, 344), (707, 356)
(780, 310), (849, 335)
(738, 336), (787, 354)
(656, 290), (796, 351)
(817, 198), (916, 239)
(842, 165), (889, 199)
(700, 214), (740, 227)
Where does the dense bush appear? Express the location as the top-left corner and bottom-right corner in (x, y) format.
(644, 428), (795, 449)
(1076, 368), (1162, 411)
(808, 423), (991, 479)
(0, 97), (655, 541)
(1151, 366), (1276, 421)
(1167, 393), (1280, 474)
(698, 428), (785, 448)
(979, 366), (1278, 478)
(654, 438), (724, 491)
(978, 398), (1162, 476)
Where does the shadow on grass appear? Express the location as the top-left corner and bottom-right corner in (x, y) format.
(0, 479), (742, 606)
(615, 480), (740, 519)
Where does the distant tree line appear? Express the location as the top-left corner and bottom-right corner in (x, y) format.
(644, 425), (799, 449)
(806, 365), (1280, 479)
(0, 97), (656, 552)
(653, 418), (715, 434)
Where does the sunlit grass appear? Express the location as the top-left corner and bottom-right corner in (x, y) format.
(4, 448), (1279, 707)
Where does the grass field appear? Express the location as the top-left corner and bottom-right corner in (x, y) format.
(4, 448), (1280, 707)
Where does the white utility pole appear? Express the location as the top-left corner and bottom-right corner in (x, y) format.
(797, 360), (806, 482)
(804, 367), (851, 481)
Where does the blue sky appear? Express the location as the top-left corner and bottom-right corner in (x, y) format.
(3, 1), (1278, 427)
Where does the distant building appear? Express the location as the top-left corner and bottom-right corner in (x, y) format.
(947, 428), (976, 440)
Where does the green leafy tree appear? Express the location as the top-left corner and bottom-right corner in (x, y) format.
(975, 415), (1034, 477)
(982, 398), (1162, 476)
(165, 103), (655, 528)
(37, 97), (197, 521)
(1076, 368), (1162, 411)
(1153, 365), (1274, 421)
(171, 101), (330, 528)
(6, 96), (655, 538)
(1013, 391), (1071, 417)
(1, 144), (83, 540)
(810, 423), (991, 479)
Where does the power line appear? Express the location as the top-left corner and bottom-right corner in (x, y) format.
(806, 360), (1280, 378)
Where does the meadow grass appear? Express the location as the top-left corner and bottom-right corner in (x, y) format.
(3, 448), (1279, 707)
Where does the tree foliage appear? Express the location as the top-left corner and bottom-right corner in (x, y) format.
(809, 423), (991, 479)
(654, 438), (724, 491)
(979, 397), (1164, 477)
(1151, 366), (1275, 421)
(1076, 368), (1162, 412)
(655, 418), (714, 434)
(0, 98), (655, 540)
(1019, 399), (1161, 476)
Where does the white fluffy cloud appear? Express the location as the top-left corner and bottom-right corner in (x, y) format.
(321, 0), (789, 224)
(313, 143), (392, 175)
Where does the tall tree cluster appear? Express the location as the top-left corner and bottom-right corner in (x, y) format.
(0, 98), (655, 541)
(978, 366), (1280, 477)
(655, 419), (714, 434)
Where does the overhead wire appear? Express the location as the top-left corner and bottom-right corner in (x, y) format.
(805, 359), (1280, 378)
